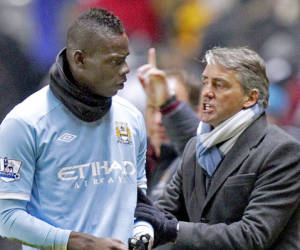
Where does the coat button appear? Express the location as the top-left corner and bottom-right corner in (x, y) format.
(200, 217), (209, 223)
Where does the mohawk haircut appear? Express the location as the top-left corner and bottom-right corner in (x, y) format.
(66, 8), (124, 53)
(76, 7), (124, 34)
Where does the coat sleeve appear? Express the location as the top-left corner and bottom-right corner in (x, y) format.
(154, 139), (194, 222)
(154, 164), (185, 221)
(162, 102), (199, 154)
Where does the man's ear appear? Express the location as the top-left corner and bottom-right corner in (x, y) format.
(243, 89), (259, 108)
(73, 50), (85, 68)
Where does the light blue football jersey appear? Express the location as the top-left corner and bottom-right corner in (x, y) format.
(0, 86), (147, 247)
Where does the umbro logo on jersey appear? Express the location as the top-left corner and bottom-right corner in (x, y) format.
(57, 133), (77, 142)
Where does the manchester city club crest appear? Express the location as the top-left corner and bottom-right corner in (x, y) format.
(115, 122), (132, 144)
(0, 157), (22, 182)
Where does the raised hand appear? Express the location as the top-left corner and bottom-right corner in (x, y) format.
(137, 48), (171, 107)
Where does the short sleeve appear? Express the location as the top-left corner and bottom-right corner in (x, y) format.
(136, 114), (147, 190)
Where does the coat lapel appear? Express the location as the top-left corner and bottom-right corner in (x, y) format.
(185, 138), (207, 220)
(194, 157), (207, 218)
(199, 113), (268, 215)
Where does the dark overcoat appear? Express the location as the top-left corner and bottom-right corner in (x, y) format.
(156, 114), (300, 249)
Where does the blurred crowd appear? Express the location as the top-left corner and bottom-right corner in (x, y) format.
(0, 0), (300, 133)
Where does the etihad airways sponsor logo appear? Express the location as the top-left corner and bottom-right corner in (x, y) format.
(57, 160), (136, 189)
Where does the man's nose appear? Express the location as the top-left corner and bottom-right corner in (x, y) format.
(202, 84), (214, 98)
(154, 110), (162, 124)
(121, 62), (130, 75)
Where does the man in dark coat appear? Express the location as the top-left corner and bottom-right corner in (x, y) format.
(135, 47), (300, 249)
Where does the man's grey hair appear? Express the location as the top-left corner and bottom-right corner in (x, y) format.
(203, 47), (269, 108)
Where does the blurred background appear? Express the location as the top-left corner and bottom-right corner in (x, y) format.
(0, 0), (299, 248)
(1, 0), (300, 134)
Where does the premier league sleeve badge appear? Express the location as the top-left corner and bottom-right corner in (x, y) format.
(0, 157), (22, 182)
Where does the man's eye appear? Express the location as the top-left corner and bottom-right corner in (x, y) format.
(215, 81), (225, 88)
(112, 59), (123, 65)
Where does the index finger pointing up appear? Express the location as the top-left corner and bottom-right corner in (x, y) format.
(148, 48), (156, 67)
